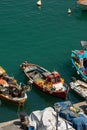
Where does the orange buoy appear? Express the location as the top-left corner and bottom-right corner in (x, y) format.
(78, 50), (84, 54)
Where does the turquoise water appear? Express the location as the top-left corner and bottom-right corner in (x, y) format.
(0, 0), (87, 122)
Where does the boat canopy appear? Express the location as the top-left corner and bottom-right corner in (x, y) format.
(47, 71), (61, 84)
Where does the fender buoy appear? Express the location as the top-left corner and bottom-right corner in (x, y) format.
(37, 0), (42, 6)
(68, 8), (71, 14)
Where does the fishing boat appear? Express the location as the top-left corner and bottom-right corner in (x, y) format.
(77, 0), (87, 10)
(0, 66), (28, 106)
(20, 61), (69, 100)
(71, 41), (87, 81)
(70, 77), (87, 99)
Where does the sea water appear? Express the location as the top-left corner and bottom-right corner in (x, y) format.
(0, 0), (87, 122)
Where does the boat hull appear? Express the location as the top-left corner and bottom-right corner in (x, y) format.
(77, 1), (87, 10)
(70, 87), (86, 99)
(70, 78), (87, 99)
(20, 62), (69, 100)
(71, 50), (87, 82)
(0, 66), (28, 106)
(33, 82), (68, 99)
(71, 59), (87, 81)
(0, 93), (27, 106)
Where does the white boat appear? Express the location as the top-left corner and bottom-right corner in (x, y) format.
(77, 0), (87, 10)
(70, 77), (87, 99)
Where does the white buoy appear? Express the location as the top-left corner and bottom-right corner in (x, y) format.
(37, 0), (42, 6)
(68, 8), (71, 14)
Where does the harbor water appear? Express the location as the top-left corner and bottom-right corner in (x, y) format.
(0, 0), (87, 122)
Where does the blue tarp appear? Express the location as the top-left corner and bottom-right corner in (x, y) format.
(72, 115), (87, 130)
(54, 101), (87, 130)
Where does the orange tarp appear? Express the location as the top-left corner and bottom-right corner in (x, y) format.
(0, 79), (9, 86)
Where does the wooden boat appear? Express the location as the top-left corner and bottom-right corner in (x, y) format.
(77, 0), (87, 10)
(70, 77), (87, 99)
(20, 61), (69, 100)
(0, 66), (28, 106)
(71, 41), (87, 81)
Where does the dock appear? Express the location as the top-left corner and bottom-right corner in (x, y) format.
(0, 119), (22, 130)
(74, 101), (87, 113)
(0, 101), (87, 130)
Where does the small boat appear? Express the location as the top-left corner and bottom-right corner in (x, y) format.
(20, 61), (69, 100)
(70, 77), (87, 99)
(0, 66), (28, 106)
(77, 0), (87, 10)
(71, 41), (87, 81)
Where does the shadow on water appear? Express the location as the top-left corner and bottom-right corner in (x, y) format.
(0, 100), (20, 122)
(27, 84), (66, 108)
(79, 11), (87, 20)
(74, 6), (87, 20)
(31, 84), (84, 107)
(0, 98), (25, 112)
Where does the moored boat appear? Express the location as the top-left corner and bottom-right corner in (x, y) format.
(71, 41), (87, 81)
(0, 66), (28, 106)
(70, 77), (87, 99)
(20, 61), (69, 100)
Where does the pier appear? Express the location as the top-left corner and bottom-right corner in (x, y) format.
(74, 101), (87, 114)
(0, 119), (22, 130)
(0, 101), (87, 130)
(74, 101), (86, 108)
